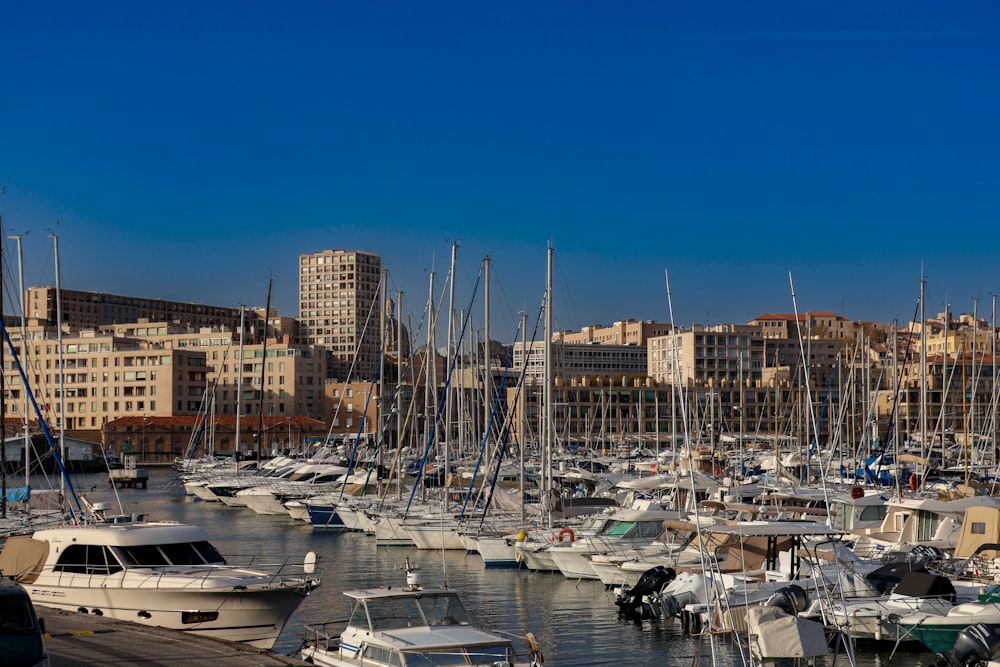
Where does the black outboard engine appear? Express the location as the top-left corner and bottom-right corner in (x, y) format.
(764, 584), (809, 615)
(615, 566), (676, 620)
(940, 623), (1000, 667)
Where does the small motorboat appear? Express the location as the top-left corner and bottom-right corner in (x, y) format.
(300, 558), (544, 666)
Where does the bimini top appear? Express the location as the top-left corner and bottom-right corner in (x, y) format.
(32, 522), (210, 548)
(701, 520), (845, 537)
(343, 585), (455, 601)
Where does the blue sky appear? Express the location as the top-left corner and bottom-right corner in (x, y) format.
(2, 2), (998, 342)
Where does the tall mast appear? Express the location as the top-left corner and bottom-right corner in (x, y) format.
(51, 231), (66, 496)
(235, 305), (245, 465)
(257, 276), (272, 458)
(543, 243), (553, 527)
(519, 310), (527, 528)
(8, 234), (29, 493)
(483, 256), (492, 454)
(395, 289), (404, 501)
(920, 270), (928, 460)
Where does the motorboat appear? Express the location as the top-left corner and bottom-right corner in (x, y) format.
(300, 559), (543, 666)
(0, 517), (320, 649)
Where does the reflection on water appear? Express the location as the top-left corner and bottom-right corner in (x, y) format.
(59, 469), (939, 666)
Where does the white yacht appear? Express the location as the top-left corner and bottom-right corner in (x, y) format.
(0, 518), (320, 649)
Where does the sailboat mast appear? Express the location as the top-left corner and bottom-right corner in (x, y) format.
(8, 234), (29, 493)
(235, 305), (245, 464)
(51, 232), (66, 496)
(483, 256), (492, 456)
(257, 277), (272, 458)
(395, 289), (404, 501)
(920, 271), (928, 461)
(543, 244), (553, 527)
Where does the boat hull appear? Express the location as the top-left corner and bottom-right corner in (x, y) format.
(26, 581), (308, 649)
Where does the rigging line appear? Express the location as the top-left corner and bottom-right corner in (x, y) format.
(663, 268), (721, 667)
(336, 302), (396, 502)
(788, 272), (833, 505)
(323, 270), (385, 446)
(404, 265), (484, 515)
(461, 313), (528, 525)
(0, 319), (84, 519)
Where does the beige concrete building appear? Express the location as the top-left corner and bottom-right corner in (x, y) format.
(26, 287), (247, 330)
(648, 324), (763, 387)
(749, 311), (857, 342)
(512, 341), (649, 384)
(2, 321), (328, 448)
(298, 249), (383, 381)
(554, 319), (671, 346)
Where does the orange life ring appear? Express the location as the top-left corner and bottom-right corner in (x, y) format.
(909, 474), (920, 492)
(557, 527), (575, 543)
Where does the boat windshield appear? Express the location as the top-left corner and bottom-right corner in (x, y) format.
(361, 593), (471, 631)
(602, 519), (664, 539)
(111, 540), (227, 567)
(402, 645), (512, 666)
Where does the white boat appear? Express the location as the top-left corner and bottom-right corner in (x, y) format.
(300, 559), (543, 667)
(0, 519), (320, 649)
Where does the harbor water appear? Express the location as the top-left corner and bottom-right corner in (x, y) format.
(46, 468), (940, 666)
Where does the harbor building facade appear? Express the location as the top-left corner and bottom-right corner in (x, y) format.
(298, 249), (383, 382)
(26, 287), (246, 331)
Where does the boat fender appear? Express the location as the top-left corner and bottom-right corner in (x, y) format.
(517, 530), (528, 542)
(557, 527), (575, 543)
(909, 474), (920, 492)
(526, 631), (544, 664)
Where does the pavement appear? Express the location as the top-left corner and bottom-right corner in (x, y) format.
(40, 608), (311, 666)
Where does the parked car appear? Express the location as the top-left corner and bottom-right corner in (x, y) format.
(0, 577), (48, 667)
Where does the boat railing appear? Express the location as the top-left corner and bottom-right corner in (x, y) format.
(302, 619), (350, 650)
(26, 553), (322, 591)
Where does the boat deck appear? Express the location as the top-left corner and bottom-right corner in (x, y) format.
(40, 607), (308, 666)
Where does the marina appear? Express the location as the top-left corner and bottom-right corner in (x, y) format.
(0, 466), (955, 666)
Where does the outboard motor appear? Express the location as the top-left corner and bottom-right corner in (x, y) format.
(940, 623), (1000, 667)
(614, 566), (676, 619)
(764, 584), (809, 615)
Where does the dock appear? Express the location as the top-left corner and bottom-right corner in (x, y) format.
(42, 607), (310, 666)
(109, 467), (149, 488)
(108, 454), (149, 488)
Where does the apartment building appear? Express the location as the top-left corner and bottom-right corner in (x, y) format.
(749, 311), (857, 342)
(554, 319), (671, 346)
(647, 324), (763, 387)
(100, 321), (329, 422)
(26, 287), (246, 330)
(298, 249), (382, 381)
(512, 340), (648, 384)
(2, 325), (208, 435)
(2, 321), (328, 448)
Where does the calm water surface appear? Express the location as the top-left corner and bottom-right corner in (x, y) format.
(62, 469), (938, 666)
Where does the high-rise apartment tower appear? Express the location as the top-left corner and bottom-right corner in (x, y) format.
(298, 249), (382, 381)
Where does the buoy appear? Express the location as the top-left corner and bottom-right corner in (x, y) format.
(517, 530), (528, 542)
(850, 486), (864, 500)
(557, 527), (575, 543)
(909, 474), (920, 492)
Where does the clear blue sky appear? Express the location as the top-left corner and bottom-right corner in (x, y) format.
(2, 2), (998, 342)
